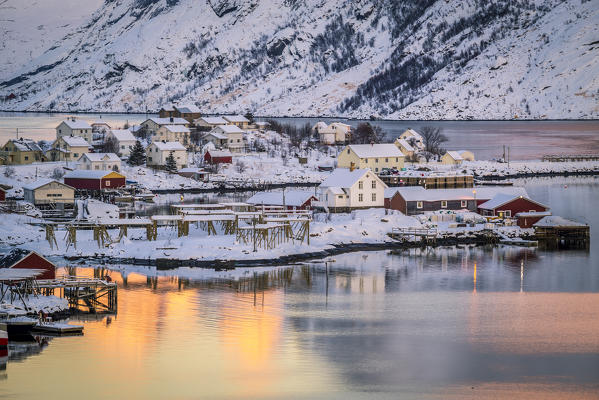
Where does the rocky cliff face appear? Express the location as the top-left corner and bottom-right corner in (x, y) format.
(1, 0), (597, 119)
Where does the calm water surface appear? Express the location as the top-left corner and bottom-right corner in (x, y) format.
(1, 177), (599, 399)
(1, 112), (598, 160)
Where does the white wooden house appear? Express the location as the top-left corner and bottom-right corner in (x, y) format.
(141, 117), (190, 135)
(223, 115), (250, 129)
(106, 129), (137, 157)
(146, 141), (188, 169)
(194, 116), (228, 129)
(23, 179), (75, 209)
(56, 119), (93, 144)
(78, 153), (121, 171)
(315, 168), (387, 212)
(212, 125), (244, 152)
(329, 122), (351, 143)
(399, 129), (425, 151)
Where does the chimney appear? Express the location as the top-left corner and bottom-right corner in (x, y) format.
(350, 162), (355, 172)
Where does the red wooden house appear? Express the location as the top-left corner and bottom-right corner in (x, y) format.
(204, 150), (232, 164)
(515, 211), (552, 228)
(478, 194), (549, 219)
(0, 249), (56, 280)
(64, 170), (126, 190)
(0, 187), (5, 202)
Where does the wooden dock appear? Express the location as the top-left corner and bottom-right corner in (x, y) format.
(541, 154), (599, 162)
(389, 228), (438, 244)
(36, 277), (117, 313)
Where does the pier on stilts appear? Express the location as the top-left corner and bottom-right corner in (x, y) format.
(389, 228), (438, 245)
(36, 277), (117, 313)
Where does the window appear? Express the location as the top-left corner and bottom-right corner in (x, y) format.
(95, 165), (100, 170)
(358, 181), (363, 189)
(375, 158), (379, 163)
(121, 145), (125, 149)
(358, 193), (363, 202)
(385, 158), (388, 162)
(338, 195), (343, 199)
(371, 193), (376, 201)
(24, 156), (29, 161)
(347, 149), (350, 154)
(47, 193), (63, 198)
(375, 167), (378, 172)
(105, 180), (110, 186)
(59, 129), (62, 133)
(74, 153), (78, 157)
(461, 200), (467, 208)
(395, 157), (399, 162)
(441, 201), (447, 208)
(148, 157), (153, 162)
(371, 180), (376, 189)
(417, 201), (423, 209)
(505, 210), (512, 217)
(364, 158), (368, 163)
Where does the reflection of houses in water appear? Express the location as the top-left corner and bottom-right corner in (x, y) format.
(8, 336), (51, 363)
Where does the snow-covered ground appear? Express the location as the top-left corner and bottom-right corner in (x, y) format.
(0, 209), (421, 261)
(423, 160), (599, 178)
(1, 295), (68, 315)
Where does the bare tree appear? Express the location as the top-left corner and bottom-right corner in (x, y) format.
(420, 126), (448, 156)
(103, 136), (119, 154)
(3, 166), (15, 178)
(352, 123), (385, 144)
(51, 167), (65, 179)
(235, 160), (247, 173)
(405, 153), (420, 163)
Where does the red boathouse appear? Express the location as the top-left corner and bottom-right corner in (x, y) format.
(204, 150), (232, 164)
(64, 170), (126, 190)
(478, 193), (549, 219)
(0, 249), (56, 280)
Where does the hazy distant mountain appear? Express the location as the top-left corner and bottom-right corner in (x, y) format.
(1, 0), (597, 119)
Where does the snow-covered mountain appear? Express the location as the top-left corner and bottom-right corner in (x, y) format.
(1, 0), (597, 119)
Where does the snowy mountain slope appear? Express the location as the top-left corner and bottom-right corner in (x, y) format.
(0, 0), (597, 119)
(0, 0), (103, 81)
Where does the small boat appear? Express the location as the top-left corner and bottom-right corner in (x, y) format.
(0, 323), (7, 348)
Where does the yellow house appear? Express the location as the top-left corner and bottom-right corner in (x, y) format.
(457, 150), (475, 161)
(23, 179), (75, 208)
(337, 144), (404, 173)
(223, 115), (250, 129)
(441, 151), (464, 165)
(394, 138), (415, 158)
(48, 135), (90, 162)
(1, 138), (45, 165)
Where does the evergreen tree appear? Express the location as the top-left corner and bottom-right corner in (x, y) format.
(128, 140), (146, 166)
(165, 151), (178, 173)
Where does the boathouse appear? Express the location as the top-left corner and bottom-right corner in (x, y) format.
(515, 211), (552, 228)
(0, 249), (56, 280)
(533, 216), (590, 250)
(64, 170), (126, 190)
(478, 194), (549, 219)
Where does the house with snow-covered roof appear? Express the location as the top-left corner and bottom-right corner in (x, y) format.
(398, 129), (424, 151)
(48, 135), (90, 162)
(56, 118), (93, 143)
(91, 121), (111, 134)
(141, 117), (190, 136)
(441, 151), (464, 165)
(386, 186), (530, 215)
(337, 144), (404, 173)
(478, 193), (549, 219)
(316, 168), (387, 212)
(106, 129), (137, 157)
(329, 122), (351, 143)
(204, 150), (233, 165)
(247, 190), (317, 210)
(313, 122), (336, 145)
(457, 150), (475, 161)
(78, 153), (121, 171)
(1, 138), (45, 165)
(195, 116), (228, 129)
(210, 125), (244, 152)
(23, 179), (75, 209)
(146, 141), (188, 169)
(394, 138), (416, 158)
(153, 124), (191, 145)
(174, 104), (201, 123)
(223, 115), (250, 129)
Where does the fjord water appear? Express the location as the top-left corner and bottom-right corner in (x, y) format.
(1, 176), (598, 399)
(1, 112), (599, 160)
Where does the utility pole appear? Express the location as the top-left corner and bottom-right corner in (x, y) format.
(16, 128), (19, 139)
(508, 146), (510, 168)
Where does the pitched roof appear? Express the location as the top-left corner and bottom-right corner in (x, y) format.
(401, 128), (423, 141)
(207, 150), (232, 158)
(175, 104), (201, 113)
(215, 125), (244, 134)
(320, 168), (381, 189)
(145, 117), (188, 126)
(9, 138), (42, 152)
(64, 170), (124, 179)
(445, 151), (464, 161)
(347, 144), (404, 158)
(109, 129), (136, 141)
(458, 150), (472, 156)
(478, 193), (548, 210)
(197, 116), (227, 125)
(204, 131), (228, 140)
(163, 125), (191, 133)
(223, 115), (249, 123)
(247, 190), (316, 207)
(61, 119), (92, 130)
(533, 216), (587, 228)
(80, 153), (120, 162)
(23, 179), (69, 191)
(393, 186), (529, 202)
(59, 136), (90, 147)
(152, 141), (186, 151)
(160, 104), (176, 112)
(395, 139), (415, 152)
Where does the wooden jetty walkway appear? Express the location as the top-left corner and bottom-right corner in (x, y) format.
(389, 228), (438, 244)
(36, 277), (117, 313)
(541, 154), (599, 162)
